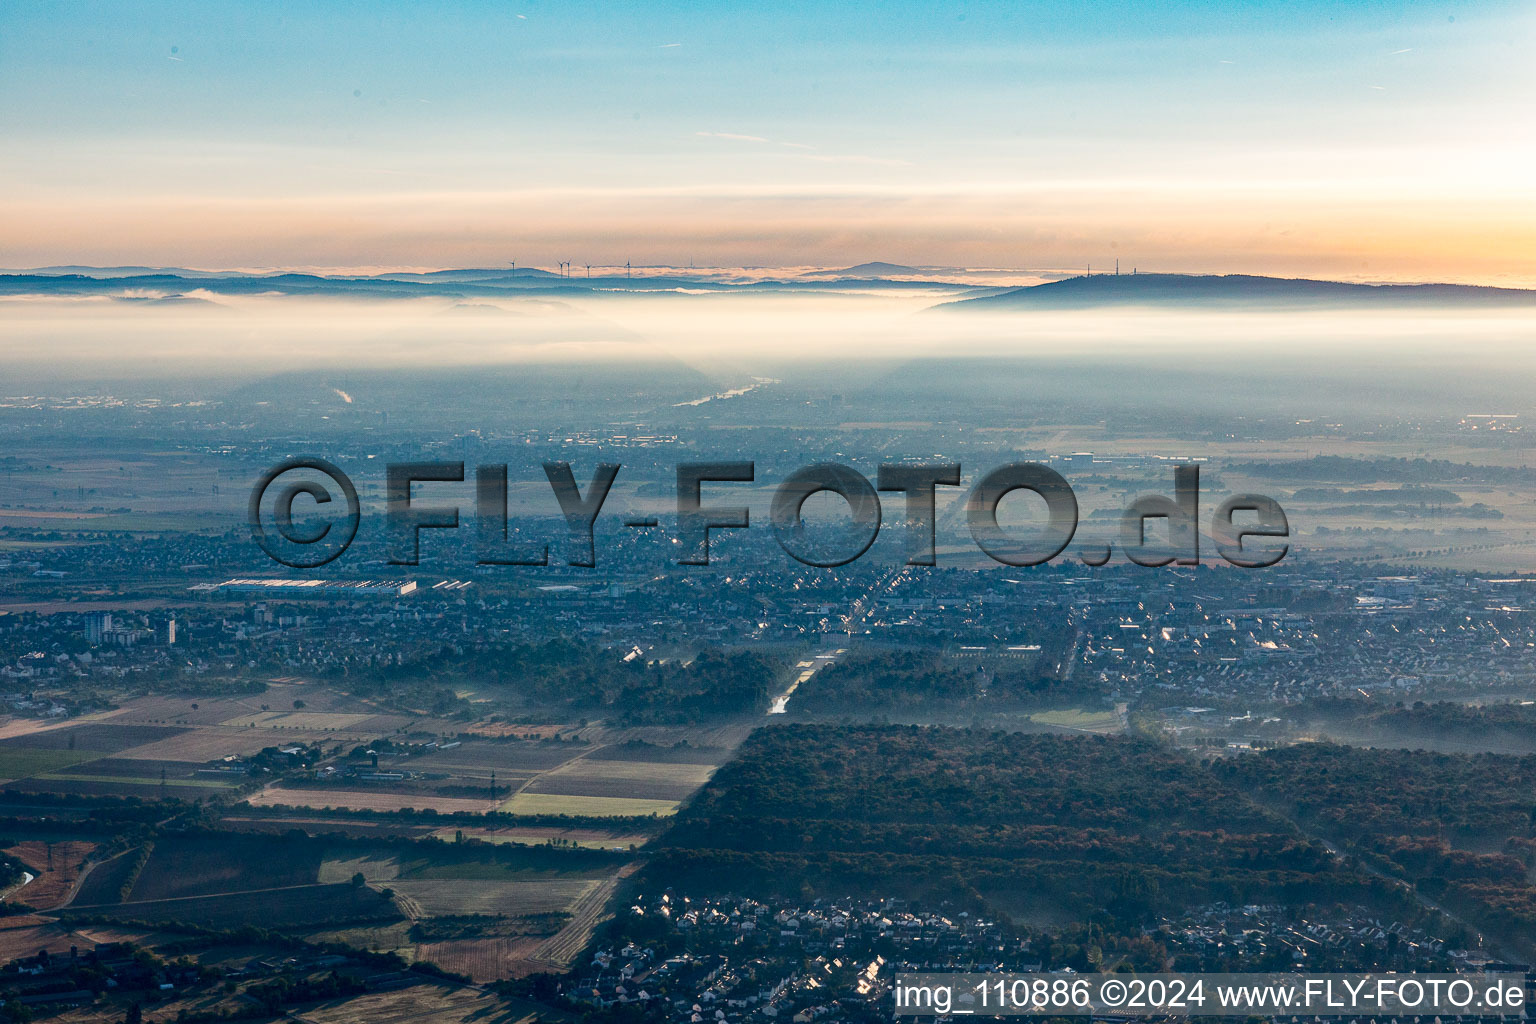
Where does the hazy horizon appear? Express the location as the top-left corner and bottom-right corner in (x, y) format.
(3, 1), (1534, 284)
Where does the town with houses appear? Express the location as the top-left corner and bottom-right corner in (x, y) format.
(558, 895), (1532, 1024)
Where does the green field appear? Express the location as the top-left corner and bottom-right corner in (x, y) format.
(499, 793), (679, 817)
(0, 748), (99, 781)
(1028, 708), (1122, 732)
(34, 772), (236, 788)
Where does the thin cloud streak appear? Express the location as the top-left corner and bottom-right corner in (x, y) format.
(696, 131), (770, 143)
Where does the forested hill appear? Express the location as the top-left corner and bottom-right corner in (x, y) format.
(938, 273), (1536, 311)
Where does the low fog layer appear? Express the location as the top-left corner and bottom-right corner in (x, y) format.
(3, 281), (1536, 423)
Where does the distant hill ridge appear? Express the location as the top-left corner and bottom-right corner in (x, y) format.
(799, 261), (922, 278)
(6, 267), (1533, 306)
(937, 272), (1536, 310)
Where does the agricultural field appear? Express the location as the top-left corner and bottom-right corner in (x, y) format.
(0, 916), (161, 962)
(0, 710), (731, 986)
(0, 697), (738, 823)
(0, 917), (70, 961)
(69, 848), (143, 906)
(3, 839), (97, 909)
(48, 977), (269, 1024)
(490, 747), (720, 817)
(304, 919), (416, 953)
(284, 982), (519, 1024)
(499, 793), (680, 817)
(0, 741), (247, 799)
(405, 740), (585, 774)
(584, 741), (735, 764)
(64, 882), (401, 930)
(388, 878), (596, 918)
(129, 836), (324, 900)
(51, 756), (214, 780)
(412, 936), (548, 982)
(384, 865), (628, 981)
(247, 789), (503, 813)
(319, 852), (403, 883)
(0, 718), (70, 742)
(7, 777), (236, 801)
(251, 731), (727, 819)
(43, 757), (243, 797)
(63, 835), (351, 915)
(520, 758), (717, 800)
(220, 812), (437, 838)
(0, 712), (259, 798)
(218, 710), (400, 731)
(42, 829), (636, 983)
(0, 747), (98, 783)
(0, 723), (188, 752)
(1027, 707), (1125, 733)
(516, 865), (638, 977)
(0, 689), (469, 803)
(319, 843), (633, 980)
(108, 729), (308, 762)
(102, 688), (441, 736)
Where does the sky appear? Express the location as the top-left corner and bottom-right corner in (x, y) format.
(2, 1), (1534, 282)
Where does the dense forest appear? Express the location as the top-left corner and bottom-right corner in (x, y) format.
(333, 641), (784, 723)
(1213, 741), (1536, 944)
(1303, 699), (1536, 751)
(791, 650), (1082, 712)
(645, 726), (1414, 929)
